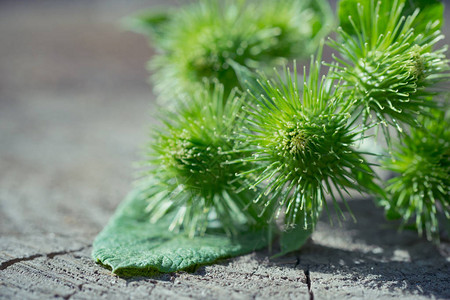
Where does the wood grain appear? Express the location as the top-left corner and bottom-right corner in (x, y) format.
(0, 1), (449, 299)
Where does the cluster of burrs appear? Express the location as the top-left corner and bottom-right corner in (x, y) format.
(129, 0), (449, 250)
(126, 0), (333, 101)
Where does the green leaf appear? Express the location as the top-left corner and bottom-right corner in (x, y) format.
(92, 188), (271, 277)
(385, 207), (402, 221)
(228, 59), (268, 98)
(273, 217), (314, 258)
(122, 9), (173, 44)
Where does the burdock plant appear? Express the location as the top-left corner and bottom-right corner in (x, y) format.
(92, 0), (450, 276)
(379, 109), (450, 242)
(126, 0), (333, 101)
(329, 0), (449, 141)
(328, 0), (450, 241)
(140, 82), (267, 237)
(234, 58), (380, 231)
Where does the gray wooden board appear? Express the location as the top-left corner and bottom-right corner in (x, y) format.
(0, 1), (449, 299)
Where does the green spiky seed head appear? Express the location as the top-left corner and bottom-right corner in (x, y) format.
(140, 83), (264, 237)
(159, 129), (235, 192)
(236, 60), (380, 229)
(379, 109), (450, 242)
(127, 0), (333, 100)
(330, 0), (449, 138)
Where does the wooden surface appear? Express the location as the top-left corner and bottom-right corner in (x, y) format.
(1, 1), (449, 299)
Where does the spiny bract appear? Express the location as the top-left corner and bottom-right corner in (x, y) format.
(235, 60), (380, 229)
(129, 0), (333, 101)
(330, 0), (449, 141)
(140, 83), (265, 237)
(379, 109), (450, 242)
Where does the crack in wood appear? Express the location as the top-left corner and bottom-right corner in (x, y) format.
(0, 254), (42, 271)
(0, 245), (89, 271)
(296, 255), (314, 299)
(304, 269), (314, 300)
(294, 256), (300, 268)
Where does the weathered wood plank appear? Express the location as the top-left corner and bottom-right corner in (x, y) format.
(0, 1), (449, 299)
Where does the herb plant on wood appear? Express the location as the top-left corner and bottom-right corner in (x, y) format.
(139, 83), (268, 238)
(379, 109), (450, 242)
(93, 0), (450, 276)
(332, 0), (449, 241)
(233, 59), (379, 230)
(330, 0), (449, 142)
